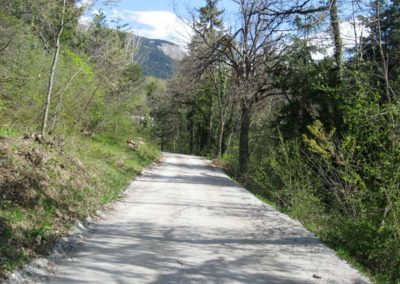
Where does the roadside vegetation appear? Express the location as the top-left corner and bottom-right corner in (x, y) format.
(1, 0), (399, 282)
(0, 0), (160, 277)
(152, 0), (400, 282)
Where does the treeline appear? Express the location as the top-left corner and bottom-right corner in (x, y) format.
(152, 0), (400, 282)
(0, 0), (147, 140)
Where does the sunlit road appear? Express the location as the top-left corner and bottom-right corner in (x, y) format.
(47, 153), (370, 284)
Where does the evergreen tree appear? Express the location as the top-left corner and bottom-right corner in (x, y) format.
(383, 0), (400, 81)
(197, 0), (224, 33)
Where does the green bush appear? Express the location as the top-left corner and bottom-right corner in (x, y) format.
(248, 134), (326, 229)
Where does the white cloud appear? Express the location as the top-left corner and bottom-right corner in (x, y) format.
(310, 19), (370, 60)
(111, 10), (193, 46)
(77, 0), (94, 8)
(79, 15), (92, 25)
(341, 20), (369, 48)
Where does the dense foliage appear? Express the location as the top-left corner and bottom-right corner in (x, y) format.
(0, 1), (148, 139)
(0, 0), (160, 276)
(152, 0), (400, 282)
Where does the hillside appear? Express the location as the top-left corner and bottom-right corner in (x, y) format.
(0, 2), (161, 278)
(135, 37), (185, 79)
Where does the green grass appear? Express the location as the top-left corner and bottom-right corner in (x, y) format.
(72, 136), (159, 203)
(0, 205), (27, 223)
(0, 132), (160, 278)
(0, 127), (21, 138)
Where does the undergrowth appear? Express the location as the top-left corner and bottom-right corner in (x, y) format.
(220, 135), (399, 284)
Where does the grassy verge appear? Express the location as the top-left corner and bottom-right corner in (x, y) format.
(216, 157), (381, 284)
(0, 129), (160, 278)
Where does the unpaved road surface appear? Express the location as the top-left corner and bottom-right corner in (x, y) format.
(47, 153), (370, 283)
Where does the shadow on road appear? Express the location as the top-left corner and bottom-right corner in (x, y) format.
(44, 153), (369, 284)
(48, 220), (325, 284)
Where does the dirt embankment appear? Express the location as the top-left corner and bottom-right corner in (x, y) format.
(0, 136), (95, 278)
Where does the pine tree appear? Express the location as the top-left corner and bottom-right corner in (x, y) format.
(196, 0), (224, 33)
(383, 0), (400, 79)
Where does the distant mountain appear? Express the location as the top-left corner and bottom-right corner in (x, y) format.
(134, 37), (185, 79)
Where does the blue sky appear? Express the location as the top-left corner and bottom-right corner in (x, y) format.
(80, 0), (237, 45)
(78, 0), (369, 55)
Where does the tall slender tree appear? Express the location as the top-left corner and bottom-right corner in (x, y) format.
(42, 0), (67, 137)
(329, 0), (343, 76)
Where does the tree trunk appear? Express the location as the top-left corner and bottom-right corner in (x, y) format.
(328, 0), (344, 130)
(217, 116), (225, 159)
(188, 116), (194, 154)
(187, 105), (195, 154)
(160, 132), (165, 151)
(239, 104), (251, 174)
(208, 111), (213, 153)
(375, 0), (391, 101)
(330, 0), (343, 76)
(224, 130), (233, 155)
(41, 0), (67, 137)
(350, 0), (361, 68)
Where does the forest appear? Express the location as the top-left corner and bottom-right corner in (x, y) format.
(0, 0), (399, 282)
(151, 0), (400, 282)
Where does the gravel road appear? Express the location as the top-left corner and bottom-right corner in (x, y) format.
(46, 153), (370, 284)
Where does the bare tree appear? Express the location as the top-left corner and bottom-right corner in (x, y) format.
(191, 0), (286, 172)
(42, 0), (67, 137)
(329, 0), (343, 75)
(188, 0), (349, 171)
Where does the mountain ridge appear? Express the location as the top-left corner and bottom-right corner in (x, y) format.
(135, 36), (185, 79)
